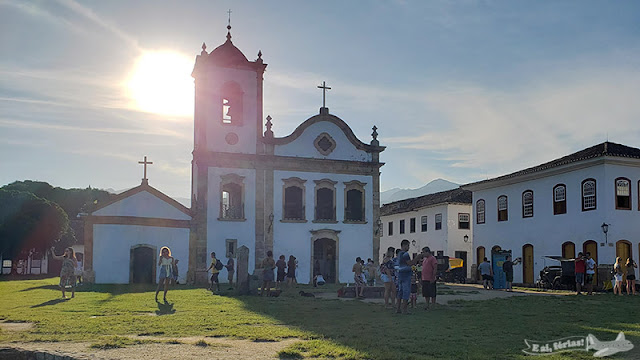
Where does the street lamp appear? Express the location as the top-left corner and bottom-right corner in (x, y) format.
(464, 235), (469, 243)
(411, 240), (417, 247)
(601, 222), (610, 247)
(375, 218), (382, 235)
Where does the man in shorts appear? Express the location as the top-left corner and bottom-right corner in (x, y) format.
(585, 252), (596, 295)
(574, 252), (586, 295)
(421, 247), (438, 310)
(352, 257), (365, 298)
(478, 257), (494, 290)
(206, 252), (220, 293)
(502, 255), (519, 292)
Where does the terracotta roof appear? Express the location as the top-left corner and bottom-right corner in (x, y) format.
(464, 142), (640, 188)
(380, 188), (471, 216)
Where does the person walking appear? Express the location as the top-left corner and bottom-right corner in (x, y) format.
(575, 252), (586, 295)
(613, 257), (624, 296)
(585, 252), (596, 295)
(478, 257), (494, 290)
(225, 255), (235, 290)
(286, 255), (297, 286)
(380, 247), (396, 308)
(155, 246), (174, 302)
(352, 257), (365, 298)
(276, 255), (287, 289)
(260, 251), (276, 296)
(50, 247), (77, 299)
(421, 247), (438, 310)
(206, 252), (221, 293)
(395, 240), (414, 314)
(626, 258), (637, 296)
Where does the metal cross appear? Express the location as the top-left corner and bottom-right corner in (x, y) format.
(317, 81), (331, 108)
(138, 156), (153, 181)
(227, 9), (232, 27)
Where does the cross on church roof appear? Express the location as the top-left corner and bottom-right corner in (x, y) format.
(317, 81), (331, 109)
(138, 156), (153, 184)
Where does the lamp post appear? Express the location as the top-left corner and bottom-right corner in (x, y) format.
(375, 219), (382, 235)
(464, 235), (469, 243)
(601, 222), (610, 247)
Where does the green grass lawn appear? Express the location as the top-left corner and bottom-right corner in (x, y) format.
(0, 278), (639, 359)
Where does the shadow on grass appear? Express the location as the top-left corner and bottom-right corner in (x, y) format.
(236, 290), (640, 360)
(31, 298), (68, 308)
(19, 284), (60, 292)
(155, 301), (175, 315)
(78, 283), (201, 295)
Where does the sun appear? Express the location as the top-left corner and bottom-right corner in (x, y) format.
(126, 51), (194, 117)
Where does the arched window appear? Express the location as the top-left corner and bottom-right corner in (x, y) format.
(497, 196), (508, 222)
(314, 179), (337, 222)
(615, 177), (631, 210)
(476, 199), (485, 224)
(282, 177), (306, 221)
(220, 81), (244, 125)
(553, 184), (567, 215)
(581, 179), (596, 211)
(522, 190), (533, 218)
(219, 174), (245, 220)
(344, 180), (366, 222)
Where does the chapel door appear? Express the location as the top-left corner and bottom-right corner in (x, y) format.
(131, 246), (155, 284)
(313, 238), (337, 284)
(522, 244), (534, 285)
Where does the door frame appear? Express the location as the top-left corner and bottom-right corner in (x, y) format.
(130, 244), (157, 284)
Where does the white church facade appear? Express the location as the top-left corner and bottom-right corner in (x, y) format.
(463, 142), (640, 285)
(188, 26), (385, 285)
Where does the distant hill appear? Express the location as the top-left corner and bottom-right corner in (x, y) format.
(381, 179), (460, 204)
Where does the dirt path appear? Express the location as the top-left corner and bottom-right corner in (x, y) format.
(4, 337), (302, 360)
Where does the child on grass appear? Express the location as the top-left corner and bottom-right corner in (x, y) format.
(410, 266), (419, 308)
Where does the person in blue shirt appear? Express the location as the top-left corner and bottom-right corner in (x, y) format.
(395, 239), (416, 314)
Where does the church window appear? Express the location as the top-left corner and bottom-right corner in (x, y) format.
(553, 184), (567, 215)
(615, 177), (631, 210)
(219, 174), (245, 221)
(399, 219), (405, 234)
(282, 177), (306, 221)
(458, 213), (470, 229)
(226, 239), (237, 258)
(388, 221), (393, 236)
(314, 179), (337, 222)
(522, 190), (533, 218)
(410, 218), (416, 233)
(344, 181), (366, 222)
(435, 214), (442, 230)
(582, 179), (596, 211)
(498, 196), (508, 221)
(476, 199), (485, 224)
(314, 133), (337, 156)
(421, 216), (428, 232)
(220, 82), (243, 126)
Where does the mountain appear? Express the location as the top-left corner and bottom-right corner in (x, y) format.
(380, 179), (460, 204)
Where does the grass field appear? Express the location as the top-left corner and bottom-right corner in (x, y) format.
(0, 278), (639, 359)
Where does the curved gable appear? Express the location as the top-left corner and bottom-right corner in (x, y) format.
(270, 112), (384, 161)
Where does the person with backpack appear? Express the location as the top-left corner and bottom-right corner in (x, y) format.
(206, 252), (223, 293)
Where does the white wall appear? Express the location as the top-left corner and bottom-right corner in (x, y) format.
(272, 170), (374, 284)
(207, 167), (257, 277)
(275, 121), (372, 162)
(93, 191), (190, 220)
(471, 161), (640, 283)
(93, 224), (189, 284)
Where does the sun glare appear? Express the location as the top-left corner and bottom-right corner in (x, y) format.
(127, 51), (194, 117)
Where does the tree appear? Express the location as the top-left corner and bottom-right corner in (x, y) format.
(0, 190), (72, 260)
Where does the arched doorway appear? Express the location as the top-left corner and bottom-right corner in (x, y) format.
(313, 238), (337, 283)
(522, 244), (534, 285)
(492, 245), (502, 253)
(583, 240), (598, 285)
(562, 242), (575, 259)
(616, 240), (632, 282)
(130, 245), (156, 284)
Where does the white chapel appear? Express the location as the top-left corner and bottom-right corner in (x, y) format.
(85, 25), (385, 285)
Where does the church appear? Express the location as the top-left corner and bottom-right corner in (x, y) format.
(84, 25), (385, 285)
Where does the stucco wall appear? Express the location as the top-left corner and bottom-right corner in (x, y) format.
(93, 191), (190, 220)
(93, 224), (189, 284)
(272, 170), (374, 284)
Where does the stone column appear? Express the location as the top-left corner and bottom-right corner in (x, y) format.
(236, 245), (250, 295)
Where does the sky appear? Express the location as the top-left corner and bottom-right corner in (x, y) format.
(2, 1), (640, 201)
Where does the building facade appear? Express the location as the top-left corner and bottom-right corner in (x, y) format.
(463, 142), (640, 285)
(379, 188), (473, 278)
(188, 26), (384, 284)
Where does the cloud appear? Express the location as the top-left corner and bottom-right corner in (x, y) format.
(0, 0), (85, 33)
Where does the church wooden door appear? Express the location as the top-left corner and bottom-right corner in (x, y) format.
(522, 244), (534, 285)
(131, 246), (155, 284)
(313, 239), (337, 284)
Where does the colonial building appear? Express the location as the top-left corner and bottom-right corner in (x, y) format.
(463, 142), (640, 285)
(187, 25), (384, 284)
(379, 188), (473, 278)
